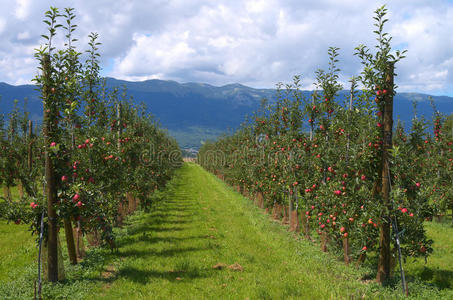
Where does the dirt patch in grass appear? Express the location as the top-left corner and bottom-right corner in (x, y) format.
(228, 263), (243, 272)
(212, 263), (227, 270)
(101, 264), (116, 290)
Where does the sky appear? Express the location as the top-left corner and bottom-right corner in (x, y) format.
(0, 0), (452, 96)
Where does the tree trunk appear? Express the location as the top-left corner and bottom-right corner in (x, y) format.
(357, 252), (367, 266)
(321, 231), (329, 252)
(127, 192), (135, 214)
(18, 183), (24, 198)
(87, 228), (100, 247)
(64, 218), (77, 265)
(290, 210), (299, 232)
(73, 225), (85, 259)
(300, 212), (311, 240)
(257, 192), (264, 208)
(288, 190), (294, 229)
(282, 205), (289, 224)
(343, 237), (351, 265)
(116, 201), (124, 226)
(135, 196), (140, 210)
(376, 63), (394, 284)
(41, 233), (65, 281)
(42, 54), (59, 282)
(3, 186), (11, 201)
(28, 120), (33, 171)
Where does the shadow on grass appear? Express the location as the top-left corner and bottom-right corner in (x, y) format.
(113, 266), (210, 285)
(361, 263), (453, 291)
(414, 266), (453, 290)
(114, 246), (212, 258)
(146, 213), (191, 219)
(117, 234), (209, 247)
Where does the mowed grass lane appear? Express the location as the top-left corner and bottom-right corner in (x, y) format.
(94, 163), (368, 299)
(0, 220), (37, 283)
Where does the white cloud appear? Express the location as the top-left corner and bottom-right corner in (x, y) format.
(0, 0), (450, 96)
(17, 31), (30, 40)
(15, 0), (31, 20)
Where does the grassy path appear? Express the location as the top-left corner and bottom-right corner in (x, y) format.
(94, 163), (368, 299)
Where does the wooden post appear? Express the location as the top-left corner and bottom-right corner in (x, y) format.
(376, 63), (394, 284)
(28, 120), (33, 171)
(42, 54), (59, 282)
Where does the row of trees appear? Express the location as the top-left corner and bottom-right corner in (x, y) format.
(198, 6), (452, 285)
(0, 7), (181, 283)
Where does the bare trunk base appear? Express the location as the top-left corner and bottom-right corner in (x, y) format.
(321, 231), (329, 252)
(257, 192), (264, 208)
(272, 204), (279, 220)
(289, 210), (299, 232)
(18, 183), (24, 198)
(343, 237), (350, 265)
(72, 227), (86, 259)
(127, 192), (136, 214)
(356, 252), (367, 267)
(282, 206), (289, 224)
(42, 234), (65, 281)
(87, 228), (101, 247)
(64, 218), (77, 265)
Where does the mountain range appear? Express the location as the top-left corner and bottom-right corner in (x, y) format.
(1, 78), (452, 149)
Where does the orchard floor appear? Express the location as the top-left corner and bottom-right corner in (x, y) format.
(1, 163), (452, 299)
(93, 162), (368, 299)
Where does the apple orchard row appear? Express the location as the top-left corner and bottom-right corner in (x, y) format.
(198, 8), (452, 280)
(0, 7), (182, 274)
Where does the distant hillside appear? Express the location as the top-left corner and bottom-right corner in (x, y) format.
(0, 79), (452, 149)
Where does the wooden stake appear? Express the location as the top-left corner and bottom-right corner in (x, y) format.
(42, 54), (59, 282)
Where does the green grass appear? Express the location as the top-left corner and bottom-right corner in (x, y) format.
(1, 184), (22, 200)
(1, 163), (452, 299)
(405, 221), (453, 290)
(0, 220), (37, 282)
(92, 163), (371, 299)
